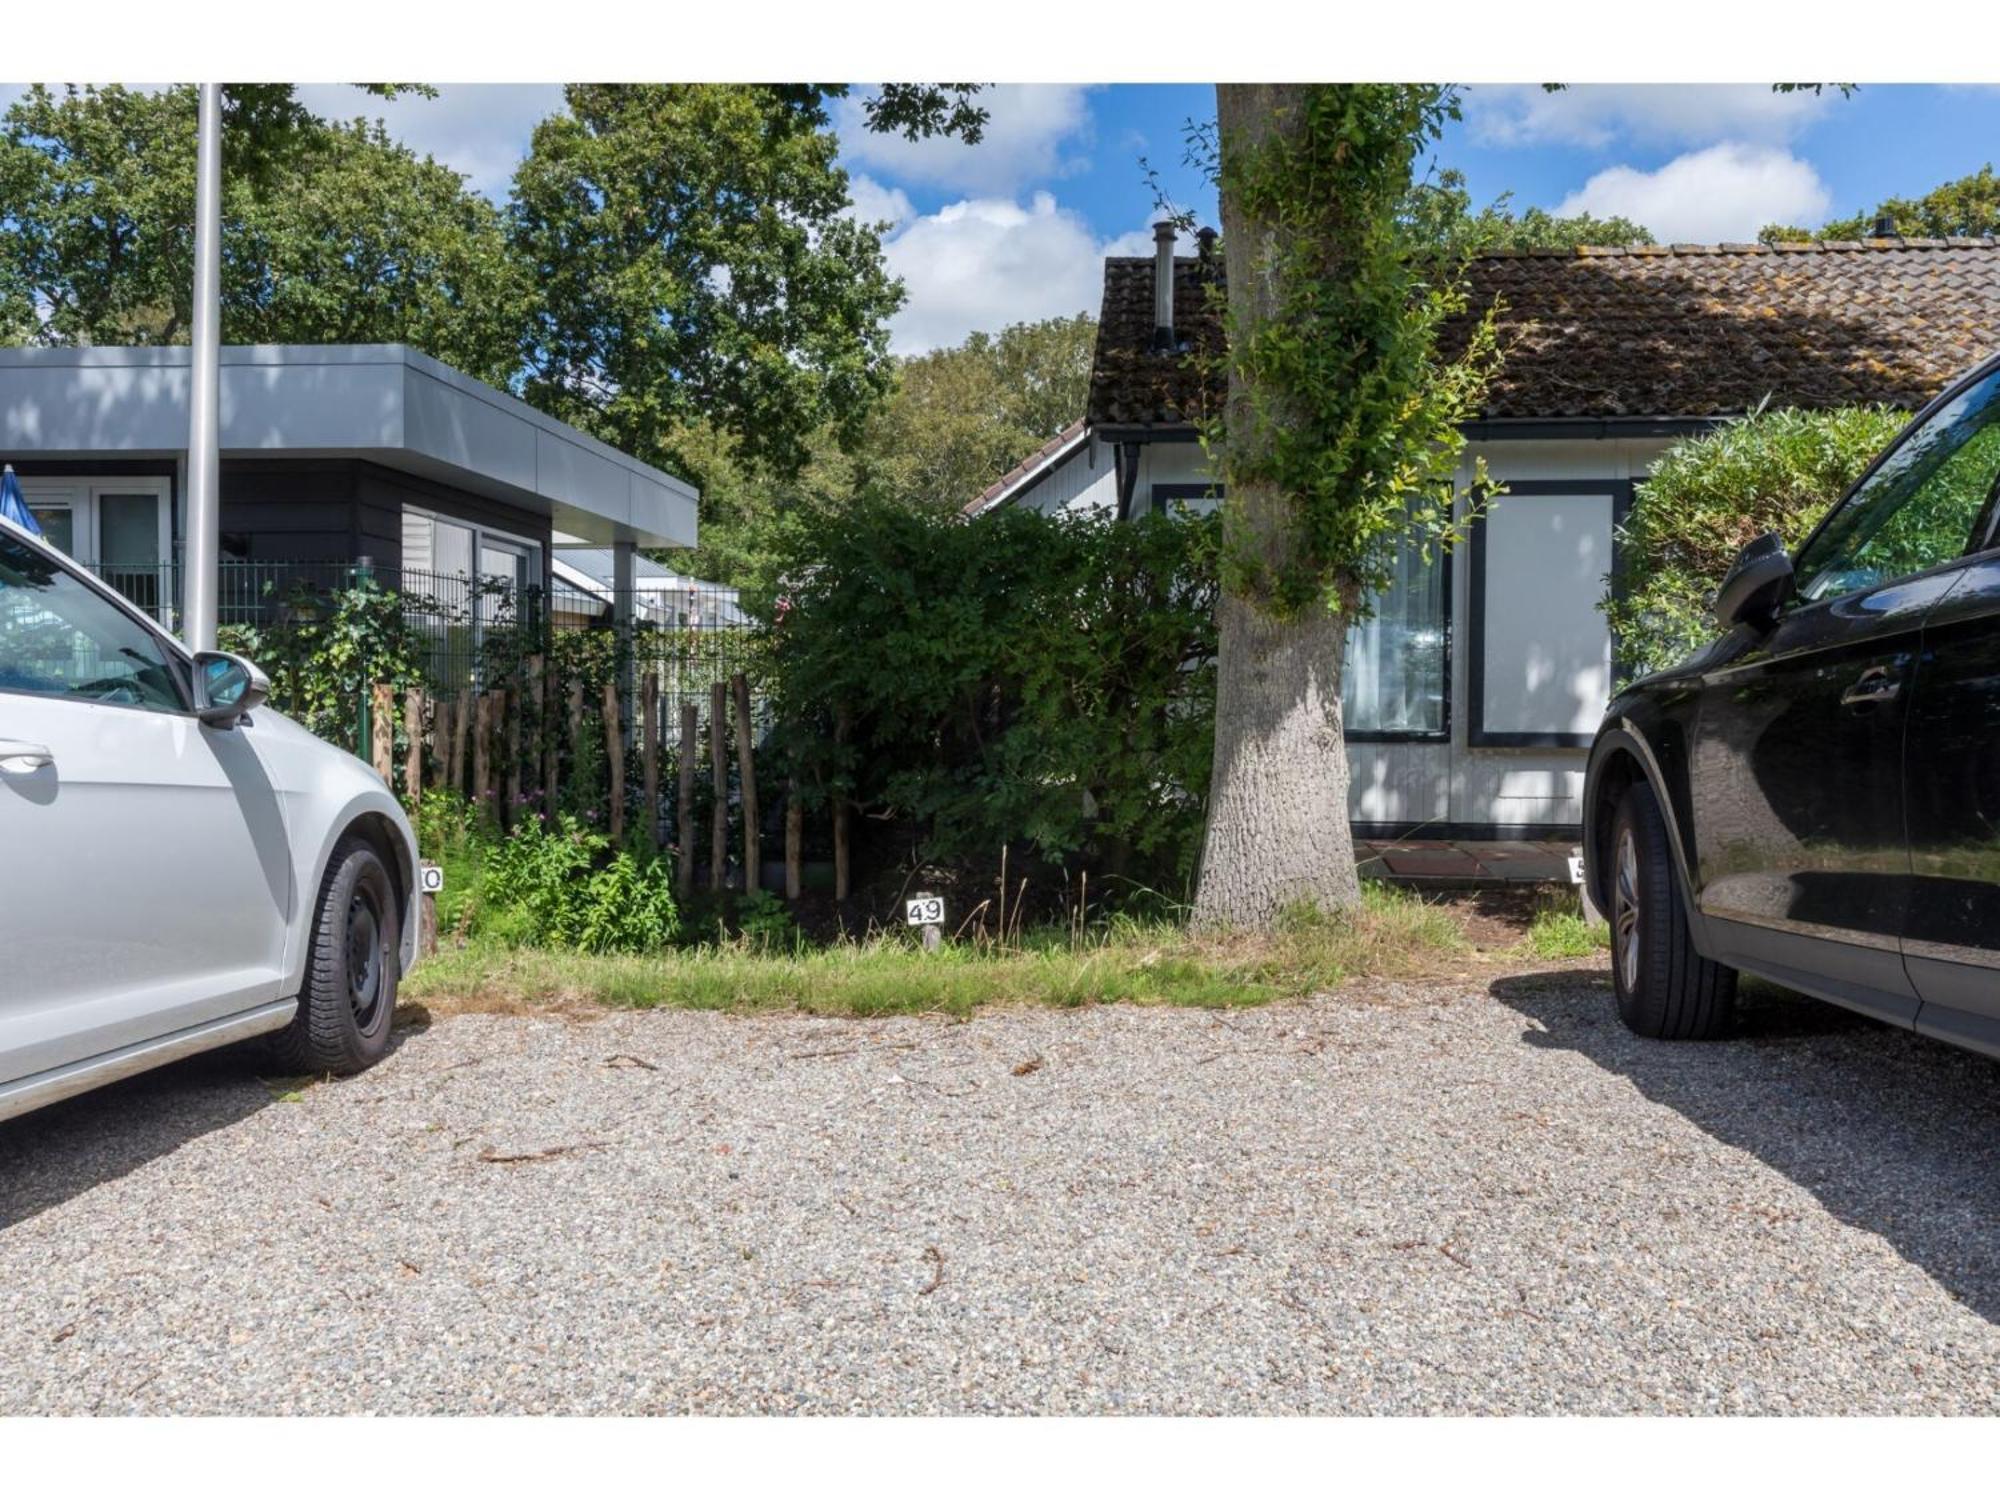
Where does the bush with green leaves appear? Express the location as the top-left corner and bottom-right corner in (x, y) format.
(219, 577), (431, 747)
(477, 813), (680, 954)
(1604, 406), (1910, 680)
(753, 501), (1220, 889)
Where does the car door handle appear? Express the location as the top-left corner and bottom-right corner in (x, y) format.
(0, 739), (54, 772)
(1840, 666), (1902, 707)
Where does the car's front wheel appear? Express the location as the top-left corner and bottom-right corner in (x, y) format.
(1609, 780), (1736, 1040)
(268, 835), (401, 1075)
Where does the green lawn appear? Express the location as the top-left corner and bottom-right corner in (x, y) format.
(403, 883), (1475, 1018)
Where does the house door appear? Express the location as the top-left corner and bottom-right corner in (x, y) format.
(17, 477), (173, 624)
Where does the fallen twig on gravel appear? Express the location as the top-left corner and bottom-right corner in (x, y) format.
(918, 1245), (945, 1296)
(476, 1142), (607, 1165)
(604, 1053), (659, 1071)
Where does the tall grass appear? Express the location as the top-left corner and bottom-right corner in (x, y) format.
(403, 882), (1470, 1018)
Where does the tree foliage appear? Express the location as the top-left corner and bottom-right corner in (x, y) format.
(1211, 85), (1500, 615)
(1401, 167), (1654, 254)
(510, 84), (911, 481)
(1603, 405), (1909, 679)
(0, 84), (528, 384)
(870, 314), (1097, 511)
(1762, 164), (2000, 244)
(753, 502), (1220, 886)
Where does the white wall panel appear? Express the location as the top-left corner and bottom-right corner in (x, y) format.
(1472, 488), (1615, 742)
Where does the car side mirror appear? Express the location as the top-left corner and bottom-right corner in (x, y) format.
(193, 650), (269, 728)
(1714, 531), (1794, 631)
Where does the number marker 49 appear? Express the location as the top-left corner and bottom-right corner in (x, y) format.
(905, 895), (944, 927)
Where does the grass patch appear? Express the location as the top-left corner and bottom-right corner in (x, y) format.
(1517, 890), (1610, 961)
(404, 881), (1472, 1018)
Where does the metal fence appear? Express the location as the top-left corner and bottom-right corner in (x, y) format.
(79, 556), (759, 729)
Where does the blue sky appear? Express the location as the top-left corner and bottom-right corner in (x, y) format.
(8, 82), (1999, 352)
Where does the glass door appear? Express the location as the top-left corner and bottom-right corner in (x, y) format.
(94, 488), (168, 620)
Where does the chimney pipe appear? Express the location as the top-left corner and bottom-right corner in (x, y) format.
(1152, 221), (1178, 352)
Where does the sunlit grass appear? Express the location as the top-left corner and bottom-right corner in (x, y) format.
(1517, 890), (1611, 961)
(403, 881), (1472, 1018)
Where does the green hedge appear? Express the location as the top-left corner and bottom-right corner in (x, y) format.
(752, 501), (1220, 889)
(1604, 406), (1909, 680)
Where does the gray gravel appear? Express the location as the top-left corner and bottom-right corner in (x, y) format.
(7, 966), (2000, 1414)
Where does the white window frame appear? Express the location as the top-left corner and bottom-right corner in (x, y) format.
(402, 504), (543, 590)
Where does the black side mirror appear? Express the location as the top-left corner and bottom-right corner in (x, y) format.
(192, 650), (269, 728)
(1714, 531), (1794, 631)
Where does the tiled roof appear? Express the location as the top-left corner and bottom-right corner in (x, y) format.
(960, 419), (1089, 517)
(1088, 255), (1227, 429)
(1087, 240), (2000, 429)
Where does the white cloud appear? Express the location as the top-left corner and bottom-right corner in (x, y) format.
(1463, 84), (1832, 151)
(844, 173), (916, 231)
(879, 193), (1193, 355)
(836, 84), (1096, 197)
(879, 193), (1198, 355)
(1555, 143), (1831, 243)
(294, 82), (563, 199)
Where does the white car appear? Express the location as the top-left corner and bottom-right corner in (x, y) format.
(0, 513), (420, 1123)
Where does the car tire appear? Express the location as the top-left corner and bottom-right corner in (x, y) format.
(1609, 780), (1736, 1040)
(268, 835), (401, 1076)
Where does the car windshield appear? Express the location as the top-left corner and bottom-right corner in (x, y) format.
(0, 530), (187, 710)
(1794, 364), (2000, 602)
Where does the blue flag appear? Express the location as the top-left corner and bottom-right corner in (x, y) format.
(0, 466), (43, 537)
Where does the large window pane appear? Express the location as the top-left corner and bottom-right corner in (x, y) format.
(1342, 532), (1447, 736)
(97, 492), (162, 614)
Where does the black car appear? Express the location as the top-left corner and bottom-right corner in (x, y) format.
(1583, 352), (2000, 1055)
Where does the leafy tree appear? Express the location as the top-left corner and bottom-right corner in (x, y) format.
(1603, 406), (1908, 679)
(1190, 85), (1500, 928)
(1762, 164), (2000, 244)
(870, 314), (1097, 510)
(0, 84), (527, 384)
(510, 84), (992, 482)
(1402, 168), (1654, 253)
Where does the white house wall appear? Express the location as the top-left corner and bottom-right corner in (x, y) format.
(1011, 435), (1120, 516)
(994, 430), (1677, 834)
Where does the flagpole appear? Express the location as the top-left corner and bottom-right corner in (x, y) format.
(183, 81), (223, 652)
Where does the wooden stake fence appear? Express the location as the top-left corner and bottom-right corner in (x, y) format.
(402, 688), (422, 805)
(641, 671), (660, 853)
(732, 672), (759, 894)
(678, 701), (698, 895)
(709, 680), (728, 892)
(603, 680), (624, 845)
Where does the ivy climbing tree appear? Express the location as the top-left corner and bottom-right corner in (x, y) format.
(1191, 84), (1499, 929)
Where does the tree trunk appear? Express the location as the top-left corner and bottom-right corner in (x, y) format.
(1191, 84), (1362, 930)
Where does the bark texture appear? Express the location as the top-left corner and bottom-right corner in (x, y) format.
(1191, 84), (1362, 930)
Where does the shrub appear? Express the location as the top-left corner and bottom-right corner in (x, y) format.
(477, 813), (680, 953)
(220, 578), (428, 746)
(1604, 405), (1909, 681)
(751, 500), (1220, 889)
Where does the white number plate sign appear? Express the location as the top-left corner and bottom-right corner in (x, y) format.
(905, 896), (944, 927)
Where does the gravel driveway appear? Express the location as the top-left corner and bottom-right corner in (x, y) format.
(7, 964), (2000, 1414)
